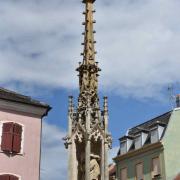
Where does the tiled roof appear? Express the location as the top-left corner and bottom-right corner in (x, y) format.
(0, 87), (51, 109)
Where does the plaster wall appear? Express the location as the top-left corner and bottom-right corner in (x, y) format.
(162, 109), (180, 180)
(0, 108), (42, 180)
(116, 147), (165, 180)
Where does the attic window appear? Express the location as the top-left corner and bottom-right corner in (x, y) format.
(120, 141), (126, 155)
(134, 135), (141, 149)
(150, 129), (158, 143)
(134, 132), (148, 149)
(150, 124), (165, 143)
(120, 136), (133, 154)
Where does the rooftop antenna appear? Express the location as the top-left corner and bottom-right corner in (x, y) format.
(167, 84), (175, 109)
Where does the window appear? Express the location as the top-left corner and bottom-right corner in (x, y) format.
(120, 142), (127, 155)
(151, 129), (158, 143)
(0, 174), (19, 180)
(135, 163), (143, 180)
(152, 157), (161, 178)
(120, 168), (127, 180)
(1, 122), (22, 154)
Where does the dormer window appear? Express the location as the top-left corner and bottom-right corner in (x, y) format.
(134, 130), (148, 149)
(120, 141), (126, 155)
(150, 123), (165, 144)
(134, 135), (141, 149)
(120, 136), (133, 154)
(1, 122), (22, 154)
(150, 128), (158, 143)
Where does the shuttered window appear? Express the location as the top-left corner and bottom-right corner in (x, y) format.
(136, 163), (143, 180)
(0, 175), (19, 180)
(1, 122), (22, 154)
(12, 124), (22, 153)
(120, 168), (127, 180)
(10, 175), (19, 180)
(0, 174), (9, 180)
(152, 157), (161, 178)
(1, 123), (14, 152)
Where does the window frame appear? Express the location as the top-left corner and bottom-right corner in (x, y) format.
(135, 162), (144, 180)
(0, 173), (21, 180)
(0, 121), (24, 155)
(151, 156), (161, 179)
(120, 167), (128, 180)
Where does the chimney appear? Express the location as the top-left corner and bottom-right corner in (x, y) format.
(176, 94), (180, 108)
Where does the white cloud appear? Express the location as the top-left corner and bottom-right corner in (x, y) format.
(0, 0), (180, 99)
(97, 0), (180, 99)
(41, 122), (67, 180)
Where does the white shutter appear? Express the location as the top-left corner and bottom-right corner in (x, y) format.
(152, 157), (161, 177)
(120, 168), (127, 180)
(136, 163), (143, 180)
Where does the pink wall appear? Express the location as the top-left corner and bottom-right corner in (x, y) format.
(0, 108), (42, 180)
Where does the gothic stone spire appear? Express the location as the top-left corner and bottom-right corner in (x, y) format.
(77, 0), (100, 110)
(64, 1), (112, 180)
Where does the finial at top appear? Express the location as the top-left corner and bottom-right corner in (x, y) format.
(82, 0), (96, 3)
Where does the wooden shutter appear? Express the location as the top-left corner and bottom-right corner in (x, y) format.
(9, 175), (18, 180)
(120, 168), (127, 180)
(136, 163), (143, 180)
(1, 122), (14, 152)
(0, 174), (10, 180)
(12, 123), (22, 153)
(152, 157), (160, 177)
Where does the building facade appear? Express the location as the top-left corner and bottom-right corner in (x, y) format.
(0, 88), (50, 180)
(114, 95), (180, 180)
(64, 0), (112, 180)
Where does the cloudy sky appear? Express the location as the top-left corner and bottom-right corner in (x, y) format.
(0, 0), (180, 179)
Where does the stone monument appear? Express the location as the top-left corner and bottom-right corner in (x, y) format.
(64, 0), (112, 180)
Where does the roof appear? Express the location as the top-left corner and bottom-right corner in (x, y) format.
(127, 111), (172, 136)
(0, 87), (51, 110)
(117, 111), (172, 156)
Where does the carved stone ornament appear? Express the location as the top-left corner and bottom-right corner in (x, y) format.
(90, 158), (100, 180)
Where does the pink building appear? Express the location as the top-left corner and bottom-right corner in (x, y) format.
(0, 88), (51, 180)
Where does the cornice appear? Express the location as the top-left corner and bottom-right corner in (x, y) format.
(113, 142), (163, 162)
(0, 99), (50, 118)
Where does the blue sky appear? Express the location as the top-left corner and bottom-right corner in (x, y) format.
(1, 0), (180, 179)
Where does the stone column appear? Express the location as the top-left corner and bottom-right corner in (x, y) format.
(85, 98), (91, 180)
(68, 139), (77, 180)
(68, 96), (76, 180)
(101, 139), (105, 180)
(85, 138), (91, 180)
(104, 142), (109, 180)
(104, 97), (109, 180)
